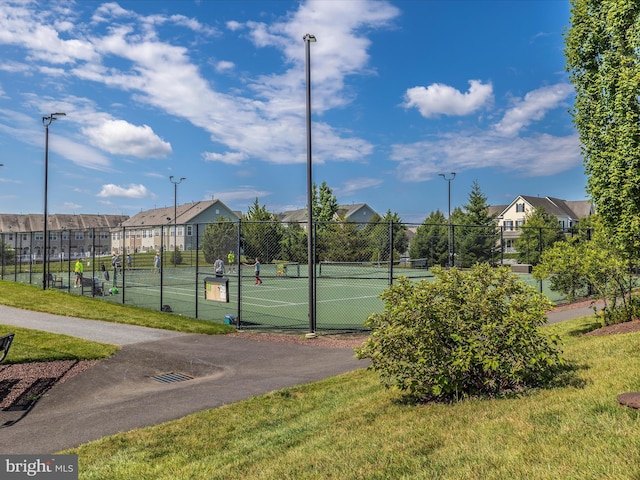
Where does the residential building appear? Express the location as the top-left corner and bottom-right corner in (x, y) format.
(278, 203), (379, 228)
(0, 213), (129, 260)
(494, 196), (594, 252)
(112, 200), (240, 254)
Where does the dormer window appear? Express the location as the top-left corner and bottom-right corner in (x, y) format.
(516, 203), (525, 213)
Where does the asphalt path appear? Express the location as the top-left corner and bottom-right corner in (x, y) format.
(0, 302), (596, 454)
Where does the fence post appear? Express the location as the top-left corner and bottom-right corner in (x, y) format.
(538, 227), (543, 293)
(160, 224), (164, 311)
(388, 220), (394, 285)
(195, 223), (199, 319)
(236, 219), (242, 328)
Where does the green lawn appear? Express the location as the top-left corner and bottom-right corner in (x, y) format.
(63, 316), (640, 480)
(2, 280), (640, 479)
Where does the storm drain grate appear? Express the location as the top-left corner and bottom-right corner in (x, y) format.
(152, 372), (193, 384)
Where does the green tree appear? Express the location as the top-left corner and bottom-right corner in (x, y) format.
(408, 210), (449, 267)
(201, 217), (237, 264)
(534, 214), (639, 325)
(279, 222), (307, 264)
(565, 0), (640, 257)
(514, 207), (565, 265)
(312, 181), (338, 224)
(323, 215), (370, 262)
(361, 211), (408, 263)
(0, 238), (16, 266)
(356, 264), (564, 402)
(242, 198), (282, 263)
(456, 181), (498, 267)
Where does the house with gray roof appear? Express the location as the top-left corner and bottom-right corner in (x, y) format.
(0, 213), (129, 260)
(494, 195), (594, 252)
(278, 203), (379, 229)
(112, 199), (239, 254)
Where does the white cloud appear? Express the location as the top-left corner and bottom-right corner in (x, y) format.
(390, 132), (581, 182)
(0, 3), (97, 64)
(82, 120), (172, 158)
(203, 151), (248, 165)
(97, 184), (153, 198)
(337, 177), (383, 197)
(403, 80), (494, 118)
(1, 1), (389, 169)
(494, 83), (574, 136)
(215, 60), (235, 73)
(208, 187), (271, 204)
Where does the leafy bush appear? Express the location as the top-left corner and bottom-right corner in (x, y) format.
(355, 264), (564, 402)
(533, 215), (638, 326)
(170, 248), (183, 265)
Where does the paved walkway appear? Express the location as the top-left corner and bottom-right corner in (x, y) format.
(0, 302), (597, 454)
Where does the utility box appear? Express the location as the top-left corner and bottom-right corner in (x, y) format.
(204, 277), (229, 303)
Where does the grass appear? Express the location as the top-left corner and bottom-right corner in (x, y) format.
(0, 280), (233, 335)
(0, 324), (118, 363)
(3, 280), (640, 478)
(56, 315), (640, 480)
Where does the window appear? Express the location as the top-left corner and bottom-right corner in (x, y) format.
(62, 231), (69, 240)
(516, 219), (524, 229)
(186, 225), (193, 236)
(75, 232), (84, 240)
(504, 220), (514, 231)
(516, 203), (525, 213)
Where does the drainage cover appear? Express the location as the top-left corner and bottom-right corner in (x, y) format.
(152, 372), (193, 384)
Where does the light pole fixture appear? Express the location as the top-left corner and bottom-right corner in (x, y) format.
(169, 175), (186, 266)
(304, 33), (317, 337)
(42, 112), (66, 290)
(439, 172), (456, 267)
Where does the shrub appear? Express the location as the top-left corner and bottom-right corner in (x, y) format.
(355, 264), (564, 402)
(170, 248), (183, 265)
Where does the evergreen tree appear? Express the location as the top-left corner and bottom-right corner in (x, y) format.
(408, 210), (449, 267)
(201, 217), (237, 264)
(279, 222), (307, 264)
(242, 198), (283, 262)
(456, 181), (498, 267)
(312, 181), (338, 224)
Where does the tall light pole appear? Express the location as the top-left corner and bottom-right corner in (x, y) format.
(304, 33), (317, 337)
(439, 172), (456, 267)
(42, 112), (66, 290)
(169, 176), (185, 266)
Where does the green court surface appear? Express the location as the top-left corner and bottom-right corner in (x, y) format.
(108, 266), (392, 331)
(6, 266), (568, 331)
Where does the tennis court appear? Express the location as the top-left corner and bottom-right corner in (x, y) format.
(8, 262), (568, 331)
(104, 263), (399, 331)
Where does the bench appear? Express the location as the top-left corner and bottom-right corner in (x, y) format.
(81, 276), (105, 296)
(47, 273), (64, 289)
(0, 333), (15, 363)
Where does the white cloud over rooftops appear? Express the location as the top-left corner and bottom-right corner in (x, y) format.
(97, 184), (154, 199)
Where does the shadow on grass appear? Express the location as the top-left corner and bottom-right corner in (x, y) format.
(389, 360), (588, 406)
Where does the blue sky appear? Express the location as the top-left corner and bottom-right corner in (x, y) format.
(0, 0), (583, 224)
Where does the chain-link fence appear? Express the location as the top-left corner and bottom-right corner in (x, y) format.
(0, 221), (588, 331)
